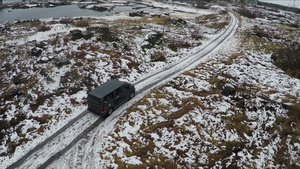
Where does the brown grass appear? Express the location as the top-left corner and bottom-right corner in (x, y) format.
(31, 114), (53, 124)
(168, 104), (195, 120)
(37, 24), (51, 32)
(207, 21), (229, 29)
(191, 30), (204, 40)
(182, 71), (197, 77)
(59, 17), (73, 24)
(115, 16), (170, 24)
(147, 120), (174, 133)
(168, 39), (192, 52)
(150, 50), (166, 62)
(276, 103), (300, 140)
(74, 19), (90, 27)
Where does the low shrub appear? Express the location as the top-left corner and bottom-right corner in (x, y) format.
(238, 8), (257, 19)
(191, 30), (204, 40)
(31, 114), (53, 124)
(37, 25), (51, 32)
(30, 19), (41, 27)
(168, 104), (195, 120)
(150, 50), (166, 62)
(74, 19), (89, 27)
(125, 56), (140, 70)
(0, 120), (9, 141)
(59, 17), (73, 24)
(271, 42), (300, 79)
(168, 39), (192, 52)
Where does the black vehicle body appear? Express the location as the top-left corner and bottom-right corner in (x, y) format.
(87, 80), (135, 117)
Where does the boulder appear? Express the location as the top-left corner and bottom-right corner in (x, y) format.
(97, 27), (110, 34)
(39, 68), (48, 77)
(35, 41), (48, 49)
(56, 59), (71, 67)
(60, 70), (80, 84)
(83, 32), (94, 40)
(54, 88), (65, 96)
(147, 32), (163, 45)
(142, 32), (164, 49)
(92, 6), (108, 12)
(70, 29), (83, 41)
(24, 94), (33, 105)
(86, 26), (100, 32)
(31, 47), (43, 57)
(39, 56), (49, 63)
(169, 18), (187, 25)
(12, 75), (22, 85)
(129, 11), (148, 17)
(70, 29), (82, 34)
(222, 86), (236, 96)
(75, 62), (83, 67)
(68, 86), (82, 95)
(12, 75), (28, 85)
(71, 32), (83, 41)
(46, 76), (54, 82)
(0, 25), (10, 32)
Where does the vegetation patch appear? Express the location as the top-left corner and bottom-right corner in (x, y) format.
(99, 15), (300, 167)
(237, 8), (261, 19)
(74, 19), (90, 27)
(115, 16), (170, 24)
(37, 24), (51, 32)
(242, 30), (278, 53)
(59, 17), (74, 24)
(168, 39), (192, 52)
(271, 42), (300, 79)
(150, 50), (166, 62)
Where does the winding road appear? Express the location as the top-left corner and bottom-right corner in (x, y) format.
(6, 12), (238, 169)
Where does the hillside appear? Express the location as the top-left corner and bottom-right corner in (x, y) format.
(0, 1), (300, 168)
(51, 4), (300, 169)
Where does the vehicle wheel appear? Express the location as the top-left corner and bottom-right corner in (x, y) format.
(107, 108), (113, 116)
(129, 92), (135, 99)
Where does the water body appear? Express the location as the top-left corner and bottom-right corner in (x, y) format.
(0, 2), (162, 23)
(1, 5), (107, 23)
(259, 0), (300, 8)
(2, 0), (22, 4)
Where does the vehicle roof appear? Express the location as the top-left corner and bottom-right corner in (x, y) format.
(88, 79), (126, 98)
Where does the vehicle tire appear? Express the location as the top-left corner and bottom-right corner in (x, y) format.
(107, 108), (113, 116)
(129, 92), (135, 99)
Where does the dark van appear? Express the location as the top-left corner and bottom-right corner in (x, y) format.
(87, 80), (135, 117)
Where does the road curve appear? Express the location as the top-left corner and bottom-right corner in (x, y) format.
(6, 12), (238, 169)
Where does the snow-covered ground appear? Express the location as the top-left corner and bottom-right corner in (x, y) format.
(0, 0), (300, 168)
(49, 11), (300, 168)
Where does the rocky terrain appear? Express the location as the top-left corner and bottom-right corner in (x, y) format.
(91, 8), (300, 168)
(0, 0), (300, 168)
(0, 0), (222, 159)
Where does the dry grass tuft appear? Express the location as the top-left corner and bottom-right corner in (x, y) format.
(168, 104), (195, 120)
(31, 114), (53, 124)
(74, 19), (90, 27)
(37, 24), (51, 32)
(59, 17), (73, 24)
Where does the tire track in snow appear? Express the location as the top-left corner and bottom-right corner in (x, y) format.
(6, 12), (238, 169)
(6, 110), (90, 169)
(134, 12), (238, 94)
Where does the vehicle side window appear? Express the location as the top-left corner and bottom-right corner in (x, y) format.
(113, 90), (117, 98)
(116, 86), (124, 95)
(104, 94), (112, 102)
(124, 84), (130, 89)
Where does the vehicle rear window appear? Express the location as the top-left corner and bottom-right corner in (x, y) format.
(88, 94), (101, 104)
